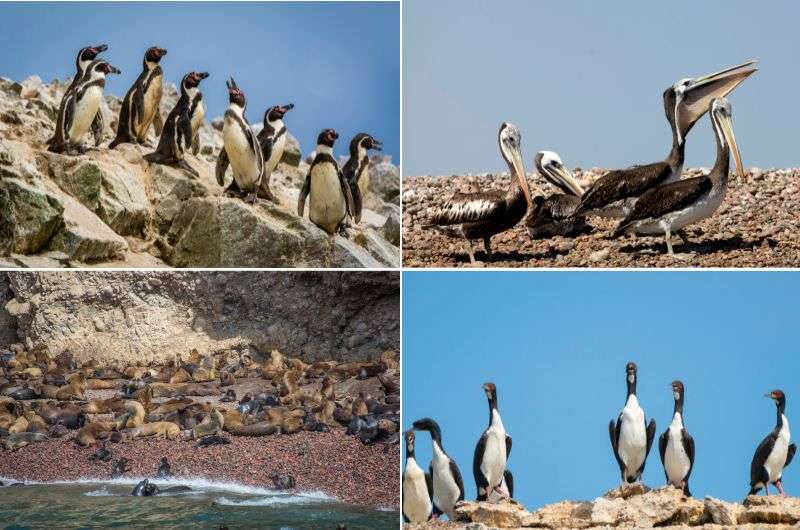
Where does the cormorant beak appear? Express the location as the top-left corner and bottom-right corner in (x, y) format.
(716, 108), (744, 179)
(674, 60), (758, 143)
(509, 145), (532, 208)
(543, 164), (584, 197)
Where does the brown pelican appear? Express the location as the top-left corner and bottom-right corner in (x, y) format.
(423, 122), (532, 263)
(575, 60), (756, 219)
(525, 151), (588, 239)
(613, 97), (743, 254)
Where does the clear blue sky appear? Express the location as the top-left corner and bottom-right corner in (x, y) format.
(403, 0), (800, 176)
(0, 2), (399, 161)
(403, 271), (800, 509)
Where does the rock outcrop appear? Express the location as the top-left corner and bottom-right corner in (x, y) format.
(0, 270), (399, 365)
(405, 484), (800, 529)
(0, 76), (400, 267)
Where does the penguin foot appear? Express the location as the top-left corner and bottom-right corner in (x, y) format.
(244, 193), (258, 205)
(176, 160), (199, 178)
(257, 188), (277, 202)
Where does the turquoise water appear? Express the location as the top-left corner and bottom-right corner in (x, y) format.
(0, 479), (399, 529)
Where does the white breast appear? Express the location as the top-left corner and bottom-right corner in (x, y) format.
(617, 395), (646, 478)
(309, 161), (346, 233)
(764, 416), (791, 482)
(403, 457), (432, 523)
(264, 133), (286, 175)
(431, 443), (460, 518)
(480, 410), (507, 491)
(136, 73), (163, 138)
(68, 85), (103, 142)
(191, 100), (206, 134)
(223, 114), (260, 190)
(664, 414), (691, 485)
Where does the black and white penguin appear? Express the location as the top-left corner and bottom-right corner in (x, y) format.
(749, 390), (796, 496)
(109, 46), (168, 148)
(412, 417), (464, 520)
(297, 129), (356, 234)
(48, 44), (108, 149)
(144, 71), (209, 177)
(473, 382), (512, 501)
(609, 362), (656, 484)
(48, 59), (121, 154)
(658, 380), (695, 496)
(402, 430), (433, 523)
(255, 103), (294, 201)
(342, 133), (382, 224)
(215, 77), (264, 203)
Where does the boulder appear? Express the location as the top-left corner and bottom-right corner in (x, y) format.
(369, 154), (400, 203)
(0, 177), (63, 254)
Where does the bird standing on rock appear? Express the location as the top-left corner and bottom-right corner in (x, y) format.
(658, 380), (694, 496)
(413, 417), (464, 520)
(256, 103), (295, 201)
(473, 382), (513, 501)
(749, 390), (796, 496)
(609, 362), (656, 485)
(403, 429), (433, 522)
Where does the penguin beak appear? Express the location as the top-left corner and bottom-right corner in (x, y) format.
(371, 139), (383, 151)
(282, 103), (294, 112)
(106, 65), (121, 75)
(198, 72), (209, 80)
(94, 44), (108, 54)
(159, 48), (168, 57)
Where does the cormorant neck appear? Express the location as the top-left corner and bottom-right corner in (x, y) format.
(777, 401), (786, 426)
(487, 396), (498, 427)
(626, 378), (637, 398)
(673, 395), (684, 416)
(406, 441), (415, 459)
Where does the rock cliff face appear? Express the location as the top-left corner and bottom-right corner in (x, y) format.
(0, 75), (400, 267)
(405, 484), (800, 529)
(0, 271), (399, 365)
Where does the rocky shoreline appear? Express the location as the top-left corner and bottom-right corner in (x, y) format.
(402, 168), (800, 267)
(0, 429), (398, 508)
(0, 75), (400, 268)
(405, 484), (800, 529)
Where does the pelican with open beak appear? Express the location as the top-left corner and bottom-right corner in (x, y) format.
(576, 60), (757, 219)
(525, 151), (589, 239)
(613, 97), (744, 255)
(423, 122), (533, 264)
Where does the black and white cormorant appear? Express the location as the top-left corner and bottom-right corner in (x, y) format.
(658, 380), (695, 495)
(473, 382), (513, 501)
(609, 362), (656, 484)
(525, 150), (588, 239)
(749, 390), (796, 496)
(413, 417), (465, 519)
(402, 430), (433, 523)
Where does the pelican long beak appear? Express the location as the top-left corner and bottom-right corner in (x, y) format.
(717, 111), (744, 179)
(544, 165), (584, 197)
(675, 60), (758, 142)
(510, 146), (532, 207)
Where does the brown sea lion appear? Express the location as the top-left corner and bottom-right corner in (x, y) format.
(192, 407), (224, 439)
(127, 421), (180, 440)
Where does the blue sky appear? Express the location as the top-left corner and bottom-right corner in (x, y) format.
(0, 2), (399, 161)
(403, 0), (800, 175)
(403, 271), (800, 510)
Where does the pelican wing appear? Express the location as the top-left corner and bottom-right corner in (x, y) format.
(614, 176), (712, 235)
(427, 190), (507, 226)
(578, 161), (672, 212)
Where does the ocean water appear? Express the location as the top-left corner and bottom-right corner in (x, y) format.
(0, 478), (399, 529)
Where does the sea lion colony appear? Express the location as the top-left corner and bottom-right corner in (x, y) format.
(0, 345), (400, 461)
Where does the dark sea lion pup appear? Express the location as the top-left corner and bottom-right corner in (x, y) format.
(155, 456), (171, 478)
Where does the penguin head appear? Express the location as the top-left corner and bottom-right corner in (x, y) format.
(317, 129), (339, 148)
(181, 72), (208, 96)
(144, 46), (168, 67)
(90, 60), (121, 78)
(349, 133), (382, 157)
(671, 380), (684, 401)
(766, 389), (786, 407)
(226, 77), (246, 108)
(78, 44), (107, 65)
(626, 361), (637, 384)
(265, 104), (294, 124)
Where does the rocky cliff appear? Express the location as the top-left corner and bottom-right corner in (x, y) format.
(405, 484), (800, 529)
(0, 75), (400, 267)
(0, 270), (399, 365)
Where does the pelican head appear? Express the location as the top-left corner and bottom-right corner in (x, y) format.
(709, 97), (744, 179)
(498, 122), (532, 207)
(534, 150), (584, 197)
(664, 59), (757, 145)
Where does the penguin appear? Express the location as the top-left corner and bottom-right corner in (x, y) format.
(109, 46), (168, 148)
(48, 59), (121, 154)
(144, 71), (209, 177)
(658, 380), (695, 496)
(473, 382), (512, 501)
(342, 133), (382, 224)
(402, 429), (433, 523)
(297, 129), (356, 234)
(215, 77), (264, 203)
(255, 103), (295, 201)
(749, 389), (796, 496)
(412, 417), (464, 520)
(609, 362), (656, 484)
(48, 44), (108, 149)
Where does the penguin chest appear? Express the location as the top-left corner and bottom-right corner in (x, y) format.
(135, 74), (163, 138)
(358, 165), (370, 199)
(618, 400), (646, 475)
(191, 100), (206, 135)
(431, 449), (459, 515)
(309, 162), (346, 233)
(765, 419), (791, 481)
(68, 85), (103, 142)
(224, 120), (260, 190)
(664, 420), (690, 484)
(403, 459), (432, 522)
(265, 134), (286, 175)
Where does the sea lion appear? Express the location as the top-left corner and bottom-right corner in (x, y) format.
(121, 400), (145, 428)
(192, 407), (224, 439)
(132, 479), (159, 496)
(155, 457), (171, 478)
(76, 420), (117, 447)
(88, 441), (112, 462)
(111, 457), (132, 478)
(3, 431), (47, 451)
(269, 472), (295, 490)
(127, 421), (180, 440)
(196, 435), (230, 447)
(220, 389), (236, 403)
(55, 374), (86, 400)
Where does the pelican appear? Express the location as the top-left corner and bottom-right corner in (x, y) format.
(613, 97), (743, 254)
(525, 150), (588, 239)
(575, 60), (756, 219)
(423, 122), (532, 263)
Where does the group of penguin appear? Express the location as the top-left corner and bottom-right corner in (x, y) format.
(44, 44), (383, 235)
(402, 363), (796, 523)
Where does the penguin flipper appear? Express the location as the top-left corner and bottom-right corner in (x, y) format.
(133, 86), (145, 127)
(297, 172), (311, 217)
(349, 180), (363, 224)
(472, 432), (489, 500)
(178, 110), (193, 152)
(215, 148), (230, 187)
(339, 168), (357, 223)
(786, 443), (797, 468)
(91, 110), (104, 147)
